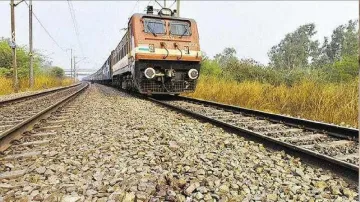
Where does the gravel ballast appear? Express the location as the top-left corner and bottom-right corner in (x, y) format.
(0, 84), (358, 201)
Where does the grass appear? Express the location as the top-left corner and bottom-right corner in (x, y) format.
(186, 76), (358, 128)
(0, 76), (74, 96)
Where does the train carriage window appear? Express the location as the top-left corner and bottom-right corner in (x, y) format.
(169, 21), (191, 36)
(144, 19), (166, 34)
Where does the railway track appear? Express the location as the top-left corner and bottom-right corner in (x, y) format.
(149, 95), (359, 183)
(2, 83), (356, 201)
(0, 83), (88, 152)
(0, 83), (81, 106)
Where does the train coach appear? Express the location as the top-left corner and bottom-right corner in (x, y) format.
(84, 6), (202, 95)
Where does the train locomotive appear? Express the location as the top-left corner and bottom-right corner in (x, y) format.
(84, 7), (202, 95)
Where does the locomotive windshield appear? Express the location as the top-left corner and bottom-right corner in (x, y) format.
(144, 19), (166, 35)
(169, 21), (191, 36)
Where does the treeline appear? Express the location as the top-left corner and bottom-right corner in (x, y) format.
(0, 38), (65, 78)
(201, 20), (358, 86)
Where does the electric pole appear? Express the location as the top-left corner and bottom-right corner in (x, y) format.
(164, 0), (166, 8)
(358, 0), (360, 184)
(73, 56), (86, 82)
(73, 56), (76, 81)
(10, 0), (19, 92)
(29, 0), (34, 88)
(176, 0), (180, 17)
(70, 49), (73, 78)
(358, 0), (360, 130)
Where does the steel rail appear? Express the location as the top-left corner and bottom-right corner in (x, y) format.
(0, 83), (88, 152)
(148, 96), (359, 184)
(178, 96), (358, 141)
(0, 83), (81, 106)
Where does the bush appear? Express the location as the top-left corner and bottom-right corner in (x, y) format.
(0, 75), (73, 95)
(186, 76), (358, 127)
(49, 66), (65, 78)
(200, 54), (358, 86)
(326, 55), (358, 82)
(200, 59), (222, 77)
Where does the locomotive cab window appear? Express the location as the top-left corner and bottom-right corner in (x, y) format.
(169, 21), (191, 36)
(144, 19), (166, 35)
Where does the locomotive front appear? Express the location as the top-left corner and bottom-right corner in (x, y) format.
(131, 8), (202, 94)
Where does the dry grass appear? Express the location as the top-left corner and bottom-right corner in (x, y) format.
(186, 76), (358, 128)
(0, 76), (74, 96)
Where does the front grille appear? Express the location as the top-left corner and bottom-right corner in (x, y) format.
(139, 79), (196, 93)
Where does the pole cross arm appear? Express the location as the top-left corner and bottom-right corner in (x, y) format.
(75, 57), (87, 65)
(14, 0), (25, 7)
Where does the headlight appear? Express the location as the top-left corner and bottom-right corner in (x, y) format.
(144, 67), (156, 79)
(188, 69), (198, 80)
(159, 8), (172, 16)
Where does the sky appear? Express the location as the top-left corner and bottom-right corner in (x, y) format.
(0, 1), (357, 75)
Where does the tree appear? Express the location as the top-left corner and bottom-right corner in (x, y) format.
(201, 51), (209, 61)
(311, 20), (358, 69)
(214, 47), (238, 67)
(0, 38), (12, 69)
(49, 66), (65, 78)
(320, 20), (358, 64)
(0, 38), (62, 78)
(268, 23), (320, 69)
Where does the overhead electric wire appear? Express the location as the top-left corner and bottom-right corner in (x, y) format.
(120, 0), (140, 32)
(67, 0), (84, 57)
(23, 0), (66, 52)
(168, 0), (177, 9)
(147, 0), (152, 7)
(154, 0), (163, 8)
(67, 0), (83, 55)
(129, 0), (140, 17)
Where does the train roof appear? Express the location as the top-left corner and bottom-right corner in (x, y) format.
(130, 13), (196, 23)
